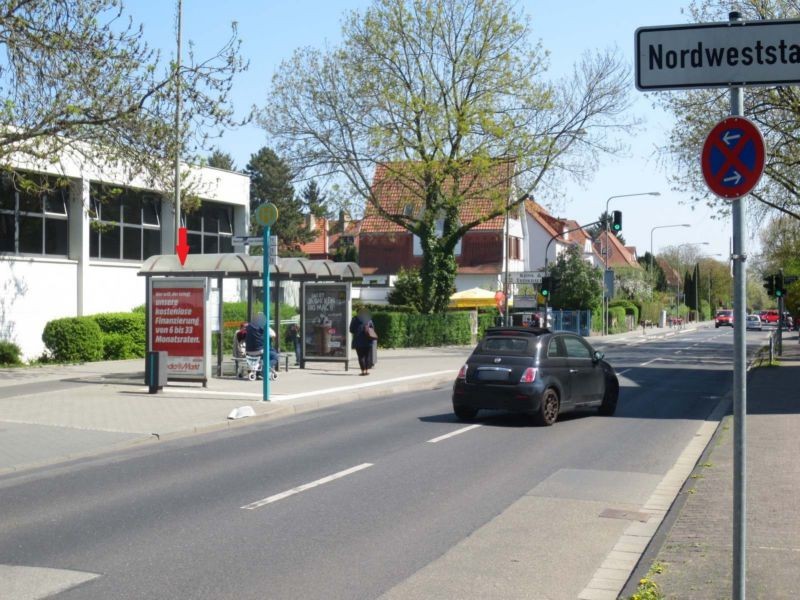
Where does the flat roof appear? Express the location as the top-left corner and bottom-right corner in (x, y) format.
(138, 253), (362, 281)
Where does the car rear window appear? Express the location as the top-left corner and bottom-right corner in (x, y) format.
(718, 311), (732, 317)
(476, 336), (534, 355)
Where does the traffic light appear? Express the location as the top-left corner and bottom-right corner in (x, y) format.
(763, 274), (775, 297)
(611, 210), (622, 233)
(541, 276), (552, 298)
(776, 271), (786, 297)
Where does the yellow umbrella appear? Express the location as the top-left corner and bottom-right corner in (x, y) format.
(448, 287), (499, 309)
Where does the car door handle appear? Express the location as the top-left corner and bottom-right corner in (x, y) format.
(569, 369), (578, 373)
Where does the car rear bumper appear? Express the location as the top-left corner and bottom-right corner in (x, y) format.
(452, 381), (544, 414)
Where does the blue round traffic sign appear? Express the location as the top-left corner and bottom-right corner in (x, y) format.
(701, 116), (765, 200)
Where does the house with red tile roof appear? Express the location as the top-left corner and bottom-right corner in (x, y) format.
(298, 213), (361, 261)
(593, 231), (642, 270)
(358, 161), (524, 291)
(523, 200), (603, 271)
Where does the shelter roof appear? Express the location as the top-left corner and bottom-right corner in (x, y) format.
(138, 254), (362, 281)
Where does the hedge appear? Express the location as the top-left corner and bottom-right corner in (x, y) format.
(371, 311), (471, 348)
(42, 317), (104, 362)
(0, 340), (22, 366)
(607, 306), (628, 334)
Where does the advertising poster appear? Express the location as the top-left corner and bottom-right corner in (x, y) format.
(149, 278), (209, 380)
(302, 283), (350, 362)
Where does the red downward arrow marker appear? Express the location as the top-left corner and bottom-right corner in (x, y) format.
(176, 227), (189, 266)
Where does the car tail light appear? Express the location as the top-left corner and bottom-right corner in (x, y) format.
(456, 364), (468, 380)
(519, 367), (537, 383)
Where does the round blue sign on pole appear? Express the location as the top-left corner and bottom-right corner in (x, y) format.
(701, 116), (765, 200)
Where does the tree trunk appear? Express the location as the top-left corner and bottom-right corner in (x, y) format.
(419, 236), (457, 314)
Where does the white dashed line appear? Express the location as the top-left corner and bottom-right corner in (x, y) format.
(241, 463), (373, 509)
(427, 424), (482, 444)
(640, 358), (661, 367)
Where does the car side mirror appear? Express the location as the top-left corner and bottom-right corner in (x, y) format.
(593, 351), (604, 363)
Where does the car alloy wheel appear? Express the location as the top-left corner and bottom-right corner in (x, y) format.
(534, 388), (559, 426)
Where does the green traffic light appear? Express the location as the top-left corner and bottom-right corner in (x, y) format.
(541, 290), (549, 297)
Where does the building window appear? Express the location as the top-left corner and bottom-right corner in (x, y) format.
(0, 174), (69, 256)
(182, 201), (234, 254)
(89, 184), (161, 262)
(508, 236), (522, 260)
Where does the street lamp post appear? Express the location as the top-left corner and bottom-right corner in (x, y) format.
(602, 192), (660, 335)
(650, 224), (691, 273)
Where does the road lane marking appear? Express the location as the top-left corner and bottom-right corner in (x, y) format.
(615, 369), (630, 376)
(241, 463), (373, 509)
(427, 424), (482, 444)
(639, 358), (661, 366)
(137, 370), (455, 401)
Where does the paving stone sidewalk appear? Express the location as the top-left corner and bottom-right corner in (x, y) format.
(629, 336), (800, 599)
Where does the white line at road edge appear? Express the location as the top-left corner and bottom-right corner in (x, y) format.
(139, 370), (455, 401)
(639, 358), (661, 366)
(427, 424), (482, 444)
(241, 463), (374, 509)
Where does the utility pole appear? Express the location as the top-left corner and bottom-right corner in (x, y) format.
(174, 0), (183, 248)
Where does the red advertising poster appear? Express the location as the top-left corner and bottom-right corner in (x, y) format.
(150, 280), (207, 379)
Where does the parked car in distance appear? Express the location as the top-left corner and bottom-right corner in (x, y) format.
(746, 314), (763, 330)
(761, 309), (780, 324)
(715, 310), (734, 328)
(451, 327), (619, 426)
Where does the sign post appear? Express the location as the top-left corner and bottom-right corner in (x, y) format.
(635, 11), (779, 598)
(256, 202), (279, 402)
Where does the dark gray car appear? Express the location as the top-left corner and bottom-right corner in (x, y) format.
(452, 327), (619, 426)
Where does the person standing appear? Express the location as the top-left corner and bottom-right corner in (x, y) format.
(349, 308), (377, 376)
(287, 323), (301, 365)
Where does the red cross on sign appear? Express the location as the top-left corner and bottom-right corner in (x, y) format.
(701, 116), (765, 200)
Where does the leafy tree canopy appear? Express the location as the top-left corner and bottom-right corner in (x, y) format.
(207, 148), (237, 171)
(262, 0), (633, 312)
(0, 0), (247, 197)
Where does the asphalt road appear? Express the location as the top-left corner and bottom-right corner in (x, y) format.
(0, 327), (768, 599)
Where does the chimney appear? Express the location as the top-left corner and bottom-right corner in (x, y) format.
(562, 225), (569, 241)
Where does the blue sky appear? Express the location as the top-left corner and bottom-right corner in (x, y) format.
(134, 0), (745, 261)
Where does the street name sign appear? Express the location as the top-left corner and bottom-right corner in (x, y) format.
(701, 116), (765, 200)
(636, 19), (800, 90)
(232, 235), (264, 246)
(509, 271), (544, 285)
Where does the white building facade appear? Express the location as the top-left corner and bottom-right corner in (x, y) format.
(0, 154), (250, 359)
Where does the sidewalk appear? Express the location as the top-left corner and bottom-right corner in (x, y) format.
(0, 321), (710, 475)
(626, 333), (800, 598)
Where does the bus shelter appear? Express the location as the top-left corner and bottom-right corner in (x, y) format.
(138, 253), (362, 379)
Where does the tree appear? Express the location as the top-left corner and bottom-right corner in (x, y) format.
(387, 268), (424, 311)
(0, 1), (247, 196)
(245, 147), (315, 255)
(659, 0), (800, 222)
(638, 252), (669, 292)
(300, 180), (328, 218)
(207, 148), (237, 171)
(549, 245), (602, 310)
(262, 0), (633, 313)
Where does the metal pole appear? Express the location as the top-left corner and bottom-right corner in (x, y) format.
(174, 0), (182, 248)
(729, 11), (747, 599)
(503, 204), (510, 326)
(263, 224), (271, 402)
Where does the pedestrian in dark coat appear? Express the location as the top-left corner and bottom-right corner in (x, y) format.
(349, 308), (376, 375)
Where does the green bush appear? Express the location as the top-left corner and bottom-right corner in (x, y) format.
(609, 299), (639, 330)
(0, 340), (22, 366)
(92, 312), (146, 358)
(101, 332), (142, 360)
(42, 317), (104, 362)
(607, 306), (627, 334)
(222, 301), (297, 324)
